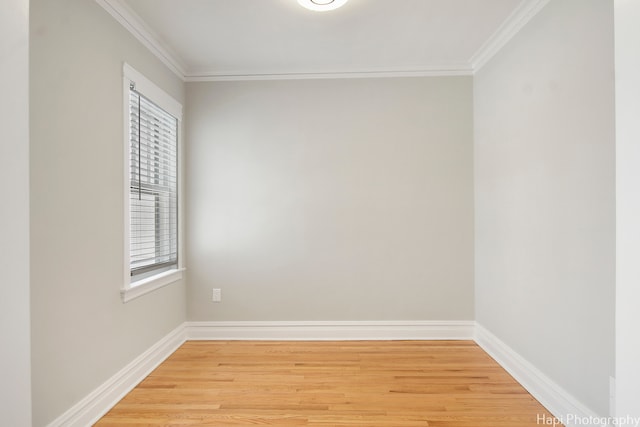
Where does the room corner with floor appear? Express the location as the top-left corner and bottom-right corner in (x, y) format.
(1, 0), (635, 426)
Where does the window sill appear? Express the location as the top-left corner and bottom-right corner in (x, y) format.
(121, 268), (184, 303)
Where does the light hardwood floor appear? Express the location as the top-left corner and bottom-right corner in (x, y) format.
(95, 340), (561, 426)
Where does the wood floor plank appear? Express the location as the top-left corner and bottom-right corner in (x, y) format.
(95, 340), (562, 426)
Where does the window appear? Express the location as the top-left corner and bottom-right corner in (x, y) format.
(129, 87), (178, 276)
(122, 64), (183, 302)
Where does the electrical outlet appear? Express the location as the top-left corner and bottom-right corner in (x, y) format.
(212, 288), (222, 302)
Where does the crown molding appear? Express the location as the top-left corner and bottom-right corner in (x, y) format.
(94, 0), (473, 81)
(470, 0), (551, 71)
(95, 0), (188, 79)
(98, 0), (549, 81)
(185, 66), (473, 82)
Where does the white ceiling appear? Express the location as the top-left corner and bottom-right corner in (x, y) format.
(98, 0), (550, 81)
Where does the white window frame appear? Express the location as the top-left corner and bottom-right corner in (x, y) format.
(121, 63), (184, 303)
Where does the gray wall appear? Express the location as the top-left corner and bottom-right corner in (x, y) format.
(0, 0), (32, 425)
(614, 0), (640, 418)
(474, 0), (615, 416)
(29, 0), (186, 425)
(186, 78), (474, 321)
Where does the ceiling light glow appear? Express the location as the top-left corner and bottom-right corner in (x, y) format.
(297, 0), (349, 12)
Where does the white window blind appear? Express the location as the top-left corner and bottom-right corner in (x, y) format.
(129, 84), (178, 277)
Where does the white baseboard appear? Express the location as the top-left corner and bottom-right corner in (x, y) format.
(46, 324), (186, 427)
(185, 320), (475, 341)
(475, 324), (608, 427)
(48, 321), (609, 427)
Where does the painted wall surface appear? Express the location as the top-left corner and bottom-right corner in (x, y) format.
(474, 0), (615, 416)
(186, 77), (474, 321)
(0, 0), (32, 425)
(614, 0), (640, 418)
(29, 0), (186, 425)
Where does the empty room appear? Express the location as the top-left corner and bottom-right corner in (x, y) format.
(2, 0), (640, 426)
